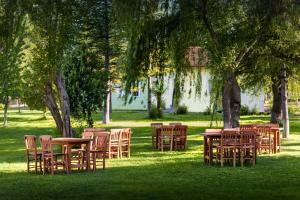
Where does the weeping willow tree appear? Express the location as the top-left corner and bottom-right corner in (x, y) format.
(114, 0), (203, 118)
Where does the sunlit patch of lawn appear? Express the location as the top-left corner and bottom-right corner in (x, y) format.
(0, 110), (300, 200)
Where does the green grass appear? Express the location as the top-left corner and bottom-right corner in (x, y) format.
(0, 110), (300, 200)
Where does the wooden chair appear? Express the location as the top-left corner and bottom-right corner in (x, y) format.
(39, 135), (66, 175)
(90, 132), (109, 171)
(108, 129), (121, 158)
(217, 130), (239, 167)
(157, 125), (174, 152)
(84, 128), (106, 132)
(24, 135), (42, 174)
(150, 123), (163, 148)
(173, 125), (187, 150)
(240, 124), (257, 131)
(119, 128), (131, 158)
(240, 130), (257, 167)
(257, 125), (274, 154)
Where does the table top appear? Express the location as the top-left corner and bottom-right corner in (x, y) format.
(52, 138), (91, 144)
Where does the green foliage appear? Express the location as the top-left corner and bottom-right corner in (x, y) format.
(240, 105), (250, 115)
(63, 45), (108, 127)
(149, 105), (159, 119)
(203, 106), (212, 115)
(175, 105), (188, 115)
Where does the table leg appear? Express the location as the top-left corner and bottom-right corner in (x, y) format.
(66, 145), (71, 174)
(86, 142), (90, 171)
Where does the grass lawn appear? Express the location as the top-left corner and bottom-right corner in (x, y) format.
(0, 110), (300, 200)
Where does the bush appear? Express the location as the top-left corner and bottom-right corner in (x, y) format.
(250, 107), (259, 115)
(175, 105), (188, 115)
(240, 105), (249, 115)
(203, 106), (211, 115)
(0, 104), (4, 110)
(149, 106), (159, 119)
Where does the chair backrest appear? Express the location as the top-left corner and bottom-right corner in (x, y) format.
(24, 135), (38, 154)
(82, 131), (94, 139)
(257, 125), (271, 137)
(264, 123), (279, 128)
(173, 125), (187, 136)
(150, 123), (163, 128)
(205, 129), (222, 133)
(159, 125), (174, 136)
(93, 133), (109, 151)
(39, 135), (53, 153)
(120, 128), (131, 141)
(240, 130), (257, 146)
(110, 129), (121, 143)
(84, 128), (106, 132)
(169, 122), (182, 126)
(240, 124), (257, 131)
(221, 130), (239, 146)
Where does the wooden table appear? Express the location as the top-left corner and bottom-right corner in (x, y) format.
(51, 138), (91, 174)
(201, 132), (221, 165)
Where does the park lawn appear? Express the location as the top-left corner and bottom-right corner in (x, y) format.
(0, 110), (300, 200)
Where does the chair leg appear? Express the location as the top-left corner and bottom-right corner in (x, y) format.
(35, 156), (38, 174)
(27, 156), (30, 173)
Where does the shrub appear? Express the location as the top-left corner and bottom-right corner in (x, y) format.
(250, 107), (259, 115)
(149, 106), (159, 119)
(203, 106), (211, 115)
(240, 105), (249, 115)
(0, 104), (4, 110)
(175, 105), (188, 115)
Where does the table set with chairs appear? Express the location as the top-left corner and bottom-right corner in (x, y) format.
(202, 123), (281, 167)
(150, 122), (188, 151)
(24, 127), (131, 175)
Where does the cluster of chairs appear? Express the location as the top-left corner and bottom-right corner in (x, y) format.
(151, 122), (188, 151)
(24, 128), (131, 174)
(207, 123), (279, 167)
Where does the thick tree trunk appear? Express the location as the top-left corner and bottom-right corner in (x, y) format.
(222, 72), (241, 128)
(171, 72), (180, 113)
(45, 81), (64, 135)
(281, 68), (289, 138)
(147, 76), (152, 117)
(102, 0), (110, 124)
(3, 95), (9, 127)
(270, 77), (282, 123)
(55, 72), (72, 137)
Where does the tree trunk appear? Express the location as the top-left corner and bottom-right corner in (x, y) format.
(3, 95), (9, 127)
(17, 97), (21, 113)
(270, 76), (282, 123)
(45, 81), (64, 135)
(157, 91), (163, 118)
(222, 72), (241, 128)
(281, 68), (289, 138)
(171, 72), (180, 113)
(102, 0), (110, 124)
(55, 72), (72, 137)
(147, 76), (152, 117)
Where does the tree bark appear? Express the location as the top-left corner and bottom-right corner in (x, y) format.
(147, 76), (152, 117)
(157, 91), (163, 118)
(222, 72), (241, 128)
(270, 76), (282, 123)
(45, 81), (64, 135)
(3, 95), (9, 127)
(281, 68), (289, 138)
(102, 0), (110, 124)
(55, 72), (72, 137)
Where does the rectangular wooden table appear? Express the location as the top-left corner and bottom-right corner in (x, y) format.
(51, 138), (91, 174)
(201, 132), (222, 165)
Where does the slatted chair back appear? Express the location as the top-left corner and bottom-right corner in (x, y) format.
(151, 123), (163, 128)
(158, 125), (174, 151)
(121, 128), (131, 141)
(205, 129), (222, 133)
(82, 131), (94, 139)
(240, 124), (257, 131)
(257, 125), (271, 137)
(93, 133), (109, 151)
(173, 125), (187, 136)
(84, 128), (106, 132)
(39, 135), (53, 153)
(221, 130), (239, 146)
(110, 129), (121, 143)
(24, 135), (38, 154)
(240, 130), (257, 146)
(264, 123), (279, 128)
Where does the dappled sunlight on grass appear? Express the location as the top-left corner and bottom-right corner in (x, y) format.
(0, 110), (300, 199)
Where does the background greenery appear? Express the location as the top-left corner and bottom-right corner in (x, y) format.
(0, 110), (300, 200)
